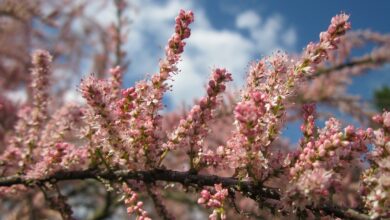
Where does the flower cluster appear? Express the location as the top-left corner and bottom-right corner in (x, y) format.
(0, 94), (17, 143)
(163, 68), (232, 168)
(116, 86), (137, 119)
(30, 49), (52, 124)
(225, 53), (291, 178)
(198, 184), (228, 220)
(115, 79), (160, 167)
(296, 13), (351, 75)
(28, 50), (53, 157)
(80, 76), (127, 165)
(110, 10), (194, 168)
(149, 9), (194, 113)
(293, 168), (334, 205)
(26, 142), (89, 179)
(0, 107), (29, 172)
(109, 65), (123, 100)
(287, 104), (371, 207)
(224, 11), (350, 180)
(40, 104), (84, 148)
(290, 118), (369, 179)
(361, 112), (390, 218)
(300, 103), (316, 139)
(122, 183), (151, 220)
(0, 50), (53, 173)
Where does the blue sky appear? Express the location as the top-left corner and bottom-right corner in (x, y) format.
(34, 0), (390, 107)
(207, 0), (390, 99)
(98, 0), (389, 108)
(4, 1), (388, 144)
(50, 0), (389, 143)
(202, 1), (390, 46)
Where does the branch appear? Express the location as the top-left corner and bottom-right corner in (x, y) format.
(309, 54), (390, 80)
(0, 168), (370, 220)
(88, 190), (116, 220)
(146, 184), (174, 220)
(0, 169), (280, 200)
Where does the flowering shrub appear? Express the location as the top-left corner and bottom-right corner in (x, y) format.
(0, 4), (389, 220)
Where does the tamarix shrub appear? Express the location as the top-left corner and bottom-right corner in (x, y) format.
(0, 8), (389, 220)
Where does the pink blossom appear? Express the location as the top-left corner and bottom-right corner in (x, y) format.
(163, 68), (232, 168)
(122, 183), (151, 220)
(26, 142), (89, 179)
(198, 184), (228, 220)
(383, 112), (390, 128)
(362, 112), (390, 218)
(80, 75), (130, 166)
(296, 13), (351, 76)
(109, 65), (123, 99)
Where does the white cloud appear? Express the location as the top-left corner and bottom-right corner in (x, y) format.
(236, 10), (261, 29)
(170, 29), (254, 107)
(4, 89), (27, 103)
(236, 11), (297, 54)
(76, 1), (298, 108)
(169, 28), (256, 105)
(282, 28), (297, 47)
(64, 89), (84, 103)
(169, 55), (204, 106)
(125, 0), (193, 77)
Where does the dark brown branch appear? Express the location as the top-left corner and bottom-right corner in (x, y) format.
(0, 168), (370, 220)
(146, 184), (174, 220)
(88, 190), (115, 220)
(0, 169), (280, 200)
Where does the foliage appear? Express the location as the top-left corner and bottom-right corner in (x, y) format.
(374, 85), (390, 111)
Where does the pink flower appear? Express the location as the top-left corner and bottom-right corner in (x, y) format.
(198, 184), (228, 220)
(122, 183), (150, 219)
(383, 112), (390, 128)
(163, 68), (232, 167)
